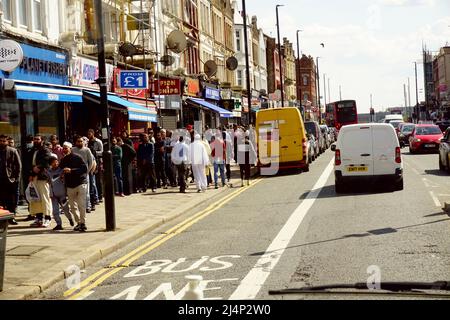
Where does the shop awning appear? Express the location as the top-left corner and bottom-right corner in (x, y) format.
(84, 91), (158, 123)
(15, 84), (83, 103)
(187, 98), (233, 118)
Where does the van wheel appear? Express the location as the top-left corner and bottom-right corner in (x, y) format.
(335, 181), (345, 194)
(395, 179), (404, 191)
(303, 165), (310, 173)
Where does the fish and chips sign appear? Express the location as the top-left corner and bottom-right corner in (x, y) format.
(0, 40), (24, 72)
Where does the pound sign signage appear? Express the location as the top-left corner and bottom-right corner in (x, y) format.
(119, 71), (148, 90)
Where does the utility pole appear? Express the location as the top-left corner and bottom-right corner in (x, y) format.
(323, 73), (327, 107)
(276, 5), (285, 108)
(408, 77), (411, 119)
(296, 29), (303, 117)
(316, 57), (321, 122)
(242, 0), (253, 123)
(328, 77), (330, 103)
(414, 62), (419, 123)
(94, 0), (116, 231)
(339, 85), (342, 101)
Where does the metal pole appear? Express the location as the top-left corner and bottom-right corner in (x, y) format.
(242, 0), (252, 123)
(276, 5), (285, 108)
(316, 57), (321, 123)
(153, 0), (161, 127)
(94, 0), (116, 231)
(323, 73), (327, 106)
(296, 30), (303, 117)
(328, 77), (330, 103)
(415, 62), (419, 123)
(339, 85), (342, 100)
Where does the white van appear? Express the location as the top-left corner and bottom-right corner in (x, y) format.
(331, 124), (404, 193)
(384, 115), (404, 123)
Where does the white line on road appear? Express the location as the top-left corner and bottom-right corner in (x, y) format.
(229, 159), (334, 300)
(429, 191), (442, 207)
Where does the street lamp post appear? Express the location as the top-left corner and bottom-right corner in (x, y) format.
(276, 5), (285, 108)
(94, 0), (116, 231)
(414, 62), (420, 123)
(242, 0), (253, 124)
(296, 29), (303, 117)
(316, 57), (321, 123)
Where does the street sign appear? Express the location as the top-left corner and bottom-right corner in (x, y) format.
(118, 70), (148, 90)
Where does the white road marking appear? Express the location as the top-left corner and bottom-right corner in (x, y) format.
(229, 159), (334, 300)
(429, 191), (442, 207)
(406, 162), (421, 175)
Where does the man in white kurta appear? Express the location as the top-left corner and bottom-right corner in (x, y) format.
(189, 134), (210, 192)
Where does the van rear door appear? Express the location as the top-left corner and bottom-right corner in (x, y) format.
(277, 109), (304, 164)
(372, 125), (399, 176)
(340, 126), (374, 176)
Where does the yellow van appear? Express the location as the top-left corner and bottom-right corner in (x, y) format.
(256, 107), (309, 172)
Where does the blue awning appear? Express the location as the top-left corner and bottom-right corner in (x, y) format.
(187, 98), (233, 118)
(15, 84), (83, 103)
(84, 91), (158, 123)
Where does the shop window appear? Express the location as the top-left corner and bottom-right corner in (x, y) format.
(36, 101), (59, 137)
(0, 97), (21, 145)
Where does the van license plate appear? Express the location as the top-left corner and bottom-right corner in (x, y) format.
(347, 166), (368, 172)
(425, 144), (435, 148)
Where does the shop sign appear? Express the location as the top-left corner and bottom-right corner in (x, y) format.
(113, 68), (147, 99)
(186, 78), (200, 97)
(0, 40), (24, 72)
(152, 78), (181, 96)
(221, 89), (232, 100)
(0, 40), (68, 85)
(71, 57), (114, 90)
(204, 87), (220, 101)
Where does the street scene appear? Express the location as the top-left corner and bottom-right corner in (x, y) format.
(0, 0), (450, 303)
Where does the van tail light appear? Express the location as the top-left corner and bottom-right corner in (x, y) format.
(335, 149), (341, 166)
(395, 147), (401, 164)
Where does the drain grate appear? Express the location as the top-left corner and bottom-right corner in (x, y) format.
(6, 245), (48, 257)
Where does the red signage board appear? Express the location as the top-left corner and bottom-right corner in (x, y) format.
(186, 78), (200, 97)
(152, 78), (181, 96)
(113, 68), (148, 99)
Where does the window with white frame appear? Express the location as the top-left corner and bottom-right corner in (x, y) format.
(1, 0), (12, 21)
(17, 0), (27, 26)
(303, 75), (308, 86)
(237, 70), (243, 86)
(32, 0), (41, 31)
(236, 30), (241, 52)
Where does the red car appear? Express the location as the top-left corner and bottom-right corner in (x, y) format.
(409, 125), (443, 154)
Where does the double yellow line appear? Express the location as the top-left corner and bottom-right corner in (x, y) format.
(64, 178), (263, 300)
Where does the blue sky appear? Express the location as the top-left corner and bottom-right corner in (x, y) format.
(244, 0), (450, 113)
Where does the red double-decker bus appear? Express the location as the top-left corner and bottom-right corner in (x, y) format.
(325, 100), (358, 131)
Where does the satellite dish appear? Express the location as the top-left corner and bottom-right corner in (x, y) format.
(204, 60), (218, 78)
(119, 42), (137, 57)
(226, 56), (238, 71)
(160, 55), (175, 67)
(167, 30), (187, 54)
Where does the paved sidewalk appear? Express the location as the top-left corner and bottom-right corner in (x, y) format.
(0, 166), (258, 300)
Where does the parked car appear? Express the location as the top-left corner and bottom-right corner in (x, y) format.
(436, 120), (450, 133)
(398, 123), (415, 148)
(389, 120), (404, 135)
(331, 123), (403, 193)
(307, 133), (317, 163)
(305, 121), (325, 154)
(439, 128), (450, 173)
(320, 125), (332, 149)
(409, 125), (444, 154)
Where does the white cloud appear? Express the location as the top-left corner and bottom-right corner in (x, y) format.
(379, 0), (436, 6)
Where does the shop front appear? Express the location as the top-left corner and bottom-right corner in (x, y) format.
(182, 78), (201, 127)
(0, 37), (77, 151)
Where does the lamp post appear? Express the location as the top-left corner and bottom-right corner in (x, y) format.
(296, 29), (303, 117)
(242, 0), (253, 124)
(276, 4), (285, 108)
(316, 57), (321, 123)
(94, 0), (116, 231)
(414, 61), (420, 123)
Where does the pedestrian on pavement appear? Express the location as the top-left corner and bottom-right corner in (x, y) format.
(190, 134), (210, 193)
(60, 142), (88, 232)
(27, 135), (53, 228)
(117, 137), (136, 196)
(120, 130), (133, 147)
(163, 130), (177, 187)
(72, 135), (96, 213)
(22, 135), (35, 221)
(6, 136), (22, 217)
(0, 134), (22, 225)
(202, 133), (213, 187)
(210, 133), (226, 189)
(49, 135), (64, 161)
(87, 129), (103, 205)
(137, 133), (157, 193)
(155, 130), (168, 189)
(237, 132), (257, 187)
(222, 129), (233, 183)
(112, 137), (125, 197)
(47, 154), (74, 230)
(172, 136), (190, 193)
